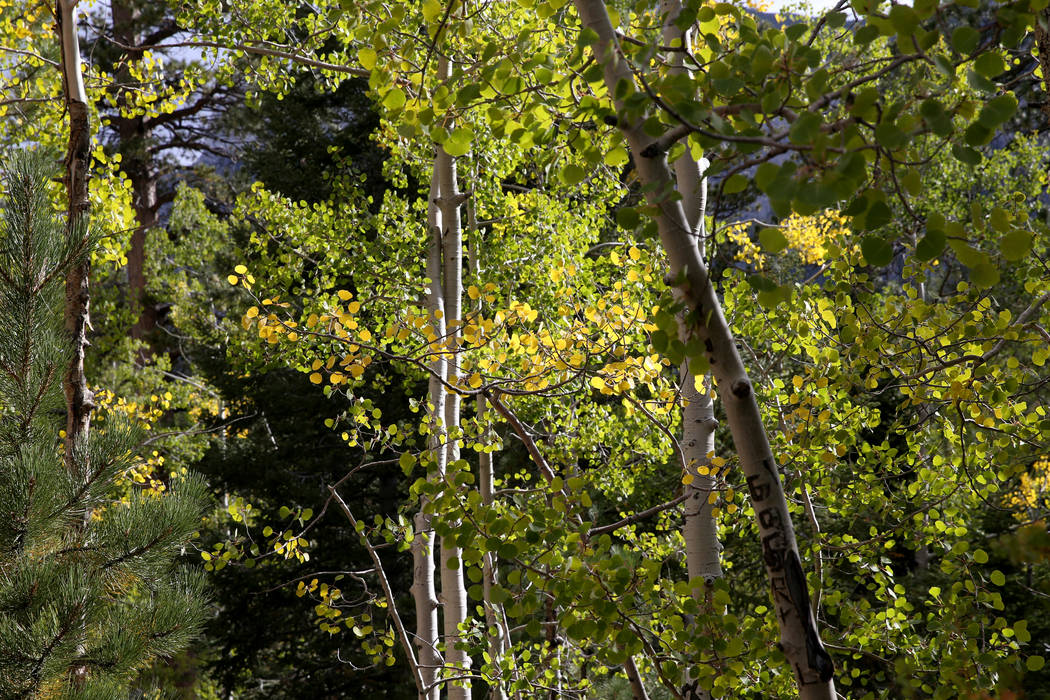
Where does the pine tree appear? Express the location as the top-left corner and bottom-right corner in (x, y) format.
(0, 154), (209, 699)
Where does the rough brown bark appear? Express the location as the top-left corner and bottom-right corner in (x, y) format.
(111, 0), (159, 350)
(58, 0), (95, 476)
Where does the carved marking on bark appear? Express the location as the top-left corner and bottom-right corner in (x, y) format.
(785, 550), (834, 682)
(746, 473), (770, 502)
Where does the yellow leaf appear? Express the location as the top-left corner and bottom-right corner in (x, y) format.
(469, 372), (483, 388)
(245, 306), (259, 318)
(628, 246), (641, 261)
(309, 372), (323, 384)
(234, 264), (248, 274)
(337, 290), (352, 301)
(359, 328), (373, 342)
(468, 285), (480, 300)
(227, 274), (239, 285)
(682, 473), (694, 485)
(589, 376), (606, 391)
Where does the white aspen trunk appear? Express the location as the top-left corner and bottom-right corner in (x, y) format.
(468, 201), (510, 700)
(414, 166), (445, 700)
(659, 0), (723, 588)
(659, 6), (722, 697)
(436, 53), (471, 698)
(573, 2), (835, 696)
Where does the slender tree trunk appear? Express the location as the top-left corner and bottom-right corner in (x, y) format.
(659, 4), (722, 696)
(58, 0), (94, 475)
(57, 1), (94, 689)
(572, 2), (835, 696)
(414, 166), (445, 700)
(660, 0), (723, 590)
(110, 0), (158, 353)
(435, 56), (471, 693)
(624, 655), (652, 700)
(468, 199), (511, 700)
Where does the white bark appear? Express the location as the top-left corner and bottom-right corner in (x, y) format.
(435, 55), (471, 699)
(437, 146), (471, 700)
(58, 0), (87, 105)
(469, 204), (510, 700)
(572, 1), (835, 696)
(413, 166), (445, 700)
(660, 0), (723, 592)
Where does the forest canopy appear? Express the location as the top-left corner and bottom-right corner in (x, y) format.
(2, 0), (1050, 698)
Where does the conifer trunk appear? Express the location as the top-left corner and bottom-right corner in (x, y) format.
(572, 1), (835, 696)
(58, 0), (94, 475)
(110, 0), (158, 350)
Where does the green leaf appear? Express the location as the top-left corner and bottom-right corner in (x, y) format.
(399, 452), (417, 475)
(915, 229), (945, 261)
(864, 201), (892, 230)
(560, 163), (586, 185)
(604, 147), (629, 167)
(789, 112), (822, 145)
(382, 87), (407, 110)
(357, 48), (378, 71)
(1001, 230), (1033, 261)
(951, 26), (980, 55)
(861, 236), (893, 266)
(758, 227), (789, 253)
(874, 121), (906, 149)
(785, 23), (808, 42)
(722, 173), (748, 194)
(974, 52), (1005, 78)
(971, 262), (1000, 288)
(443, 127), (473, 157)
(977, 94), (1018, 127)
(951, 144), (982, 165)
(1028, 656), (1046, 672)
(989, 570), (1006, 586)
(964, 122), (992, 146)
(616, 207), (640, 230)
(854, 24), (880, 45)
(746, 274), (778, 293)
(889, 5), (919, 34)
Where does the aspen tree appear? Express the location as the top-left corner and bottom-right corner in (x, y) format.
(572, 1), (835, 696)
